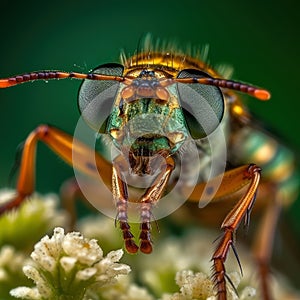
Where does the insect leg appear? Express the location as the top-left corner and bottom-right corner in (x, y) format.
(252, 186), (281, 300)
(212, 166), (260, 298)
(184, 164), (261, 299)
(112, 155), (139, 254)
(182, 165), (256, 204)
(0, 124), (112, 215)
(138, 155), (175, 254)
(60, 177), (97, 230)
(212, 164), (261, 300)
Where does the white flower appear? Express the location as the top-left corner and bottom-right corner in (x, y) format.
(61, 230), (102, 266)
(160, 270), (255, 300)
(10, 227), (131, 300)
(59, 256), (77, 273)
(10, 287), (41, 300)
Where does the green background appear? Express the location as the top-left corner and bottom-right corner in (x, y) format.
(0, 0), (299, 283)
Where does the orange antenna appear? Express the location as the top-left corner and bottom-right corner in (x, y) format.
(0, 71), (125, 88)
(0, 70), (271, 101)
(175, 77), (271, 100)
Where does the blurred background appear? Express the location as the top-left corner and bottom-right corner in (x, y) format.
(0, 0), (299, 289)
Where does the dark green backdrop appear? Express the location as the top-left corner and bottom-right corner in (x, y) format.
(0, 0), (299, 250)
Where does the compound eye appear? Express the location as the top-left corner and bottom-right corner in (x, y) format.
(78, 63), (124, 132)
(177, 69), (224, 139)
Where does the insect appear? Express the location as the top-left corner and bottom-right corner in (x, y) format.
(0, 36), (298, 300)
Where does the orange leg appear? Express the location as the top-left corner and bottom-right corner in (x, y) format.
(185, 164), (261, 300)
(0, 124), (112, 215)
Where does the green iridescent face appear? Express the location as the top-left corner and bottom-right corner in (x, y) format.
(107, 97), (189, 155)
(78, 63), (225, 159)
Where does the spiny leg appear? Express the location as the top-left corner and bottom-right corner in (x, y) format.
(0, 124), (112, 215)
(184, 164), (261, 300)
(212, 164), (261, 300)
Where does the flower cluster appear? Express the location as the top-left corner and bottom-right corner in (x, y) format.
(10, 227), (131, 300)
(160, 270), (256, 300)
(0, 190), (299, 300)
(80, 216), (300, 300)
